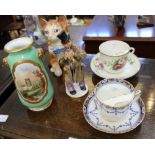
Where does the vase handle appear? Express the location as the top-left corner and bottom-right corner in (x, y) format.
(37, 48), (45, 60)
(2, 57), (8, 67)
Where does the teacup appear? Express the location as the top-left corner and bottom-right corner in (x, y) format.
(99, 40), (135, 73)
(94, 79), (141, 122)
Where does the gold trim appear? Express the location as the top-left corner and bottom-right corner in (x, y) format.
(12, 60), (48, 104)
(37, 48), (45, 60)
(2, 57), (8, 66)
(5, 41), (33, 53)
(29, 98), (52, 111)
(100, 50), (129, 57)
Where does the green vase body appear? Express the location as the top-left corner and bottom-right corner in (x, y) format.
(4, 37), (54, 111)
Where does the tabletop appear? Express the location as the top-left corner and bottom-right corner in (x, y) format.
(0, 51), (15, 105)
(0, 54), (155, 138)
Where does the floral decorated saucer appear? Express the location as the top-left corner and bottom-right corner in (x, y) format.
(90, 53), (141, 79)
(83, 91), (145, 134)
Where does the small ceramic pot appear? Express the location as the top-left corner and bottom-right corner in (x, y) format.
(94, 79), (141, 122)
(3, 37), (54, 111)
(99, 40), (135, 73)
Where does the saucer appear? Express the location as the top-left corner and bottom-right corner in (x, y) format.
(90, 53), (141, 79)
(83, 91), (145, 134)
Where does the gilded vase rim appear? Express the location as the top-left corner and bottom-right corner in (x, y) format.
(4, 37), (33, 53)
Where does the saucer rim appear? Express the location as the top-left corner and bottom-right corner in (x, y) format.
(90, 53), (141, 79)
(83, 91), (145, 134)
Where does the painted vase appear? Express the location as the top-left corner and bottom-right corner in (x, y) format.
(3, 37), (54, 111)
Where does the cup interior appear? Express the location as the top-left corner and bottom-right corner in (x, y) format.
(99, 40), (130, 57)
(95, 79), (135, 108)
(4, 37), (33, 53)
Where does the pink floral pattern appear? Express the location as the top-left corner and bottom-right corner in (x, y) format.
(113, 58), (126, 70)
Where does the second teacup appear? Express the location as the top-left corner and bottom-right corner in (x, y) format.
(99, 40), (135, 73)
(94, 79), (141, 122)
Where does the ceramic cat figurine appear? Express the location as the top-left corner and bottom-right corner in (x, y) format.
(40, 16), (72, 76)
(40, 16), (87, 97)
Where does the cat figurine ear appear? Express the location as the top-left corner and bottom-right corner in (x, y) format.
(39, 17), (48, 28)
(56, 16), (69, 32)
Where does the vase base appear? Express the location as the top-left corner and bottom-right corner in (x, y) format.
(29, 98), (53, 111)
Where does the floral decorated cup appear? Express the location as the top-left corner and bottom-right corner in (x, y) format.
(94, 79), (141, 122)
(99, 40), (135, 73)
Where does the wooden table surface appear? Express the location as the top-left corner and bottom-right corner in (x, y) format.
(0, 51), (15, 105)
(84, 15), (155, 40)
(83, 16), (155, 58)
(0, 54), (155, 138)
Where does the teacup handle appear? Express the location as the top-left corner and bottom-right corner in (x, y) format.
(133, 90), (141, 102)
(129, 47), (135, 54)
(94, 95), (103, 109)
